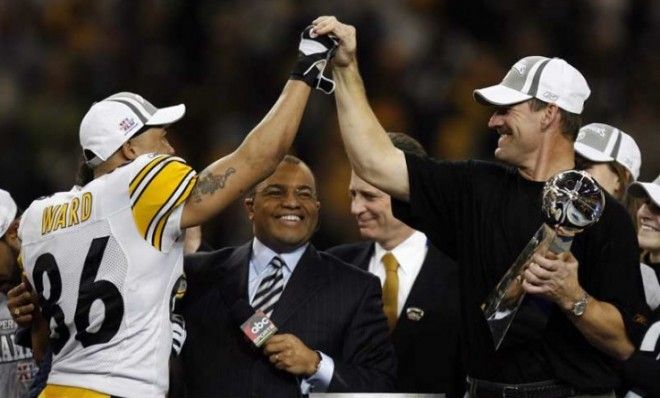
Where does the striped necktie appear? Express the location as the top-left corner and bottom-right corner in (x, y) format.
(252, 256), (285, 317)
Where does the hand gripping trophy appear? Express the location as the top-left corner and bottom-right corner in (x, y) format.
(482, 170), (605, 349)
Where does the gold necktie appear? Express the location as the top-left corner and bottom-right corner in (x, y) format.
(381, 252), (399, 331)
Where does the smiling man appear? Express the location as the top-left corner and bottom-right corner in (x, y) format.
(328, 133), (463, 396)
(314, 15), (648, 397)
(176, 155), (396, 397)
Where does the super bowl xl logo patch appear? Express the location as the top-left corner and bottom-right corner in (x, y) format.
(119, 117), (137, 134)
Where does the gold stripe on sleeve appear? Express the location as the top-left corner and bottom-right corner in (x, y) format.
(128, 154), (169, 196)
(131, 160), (195, 245)
(152, 174), (198, 250)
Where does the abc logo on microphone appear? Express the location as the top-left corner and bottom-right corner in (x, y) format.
(241, 310), (278, 347)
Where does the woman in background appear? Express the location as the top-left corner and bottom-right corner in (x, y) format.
(623, 175), (660, 398)
(574, 123), (641, 201)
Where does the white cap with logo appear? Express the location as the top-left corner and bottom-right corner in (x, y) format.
(628, 174), (660, 207)
(473, 56), (591, 114)
(79, 92), (186, 167)
(0, 189), (17, 238)
(574, 123), (642, 180)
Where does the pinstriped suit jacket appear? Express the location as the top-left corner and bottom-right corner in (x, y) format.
(177, 242), (396, 398)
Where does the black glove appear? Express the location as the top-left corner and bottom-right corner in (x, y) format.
(290, 25), (338, 94)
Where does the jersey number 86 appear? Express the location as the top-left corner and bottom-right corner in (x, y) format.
(33, 236), (124, 355)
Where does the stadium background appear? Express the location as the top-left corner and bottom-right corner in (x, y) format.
(0, 0), (658, 250)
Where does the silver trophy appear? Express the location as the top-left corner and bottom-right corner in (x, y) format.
(481, 170), (605, 350)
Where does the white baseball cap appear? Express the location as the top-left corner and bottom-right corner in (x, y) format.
(0, 189), (17, 238)
(474, 56), (591, 114)
(80, 92), (186, 167)
(574, 123), (642, 180)
(628, 174), (660, 207)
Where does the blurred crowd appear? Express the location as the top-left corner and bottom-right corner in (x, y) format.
(1, 0), (659, 249)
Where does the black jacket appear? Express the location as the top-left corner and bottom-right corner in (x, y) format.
(328, 241), (464, 397)
(177, 242), (396, 398)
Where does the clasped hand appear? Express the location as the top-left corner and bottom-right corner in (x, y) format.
(522, 251), (583, 311)
(7, 275), (40, 327)
(263, 333), (320, 377)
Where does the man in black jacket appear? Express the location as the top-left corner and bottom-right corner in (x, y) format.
(328, 133), (463, 397)
(176, 155), (396, 397)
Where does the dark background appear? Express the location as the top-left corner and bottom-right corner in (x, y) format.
(1, 0), (658, 249)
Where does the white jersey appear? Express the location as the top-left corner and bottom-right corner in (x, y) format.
(19, 153), (196, 398)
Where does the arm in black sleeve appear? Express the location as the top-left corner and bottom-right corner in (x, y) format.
(328, 276), (397, 392)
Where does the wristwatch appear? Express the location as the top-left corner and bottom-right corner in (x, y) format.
(571, 291), (589, 317)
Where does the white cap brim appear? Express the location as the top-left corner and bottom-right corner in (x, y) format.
(574, 142), (615, 163)
(0, 190), (17, 237)
(146, 104), (186, 126)
(473, 84), (532, 107)
(628, 181), (660, 207)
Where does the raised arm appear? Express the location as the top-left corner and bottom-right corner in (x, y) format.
(180, 26), (337, 228)
(312, 16), (410, 201)
(181, 80), (311, 228)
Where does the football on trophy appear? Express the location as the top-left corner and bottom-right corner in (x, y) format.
(541, 170), (605, 232)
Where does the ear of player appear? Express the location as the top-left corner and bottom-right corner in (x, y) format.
(290, 25), (339, 94)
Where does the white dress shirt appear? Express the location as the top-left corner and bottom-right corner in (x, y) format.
(369, 230), (428, 317)
(248, 238), (307, 303)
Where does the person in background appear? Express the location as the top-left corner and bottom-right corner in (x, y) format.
(622, 175), (660, 398)
(0, 189), (36, 398)
(328, 132), (463, 396)
(574, 123), (641, 201)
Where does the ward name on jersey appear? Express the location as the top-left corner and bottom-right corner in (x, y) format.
(40, 192), (93, 235)
(19, 153), (196, 398)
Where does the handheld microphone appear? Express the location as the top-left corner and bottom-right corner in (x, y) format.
(231, 299), (278, 347)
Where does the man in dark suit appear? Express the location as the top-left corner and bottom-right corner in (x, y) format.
(328, 133), (464, 397)
(177, 155), (396, 397)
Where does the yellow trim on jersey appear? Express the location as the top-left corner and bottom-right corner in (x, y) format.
(152, 174), (197, 250)
(130, 158), (196, 250)
(39, 384), (111, 398)
(138, 166), (195, 243)
(128, 154), (169, 195)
